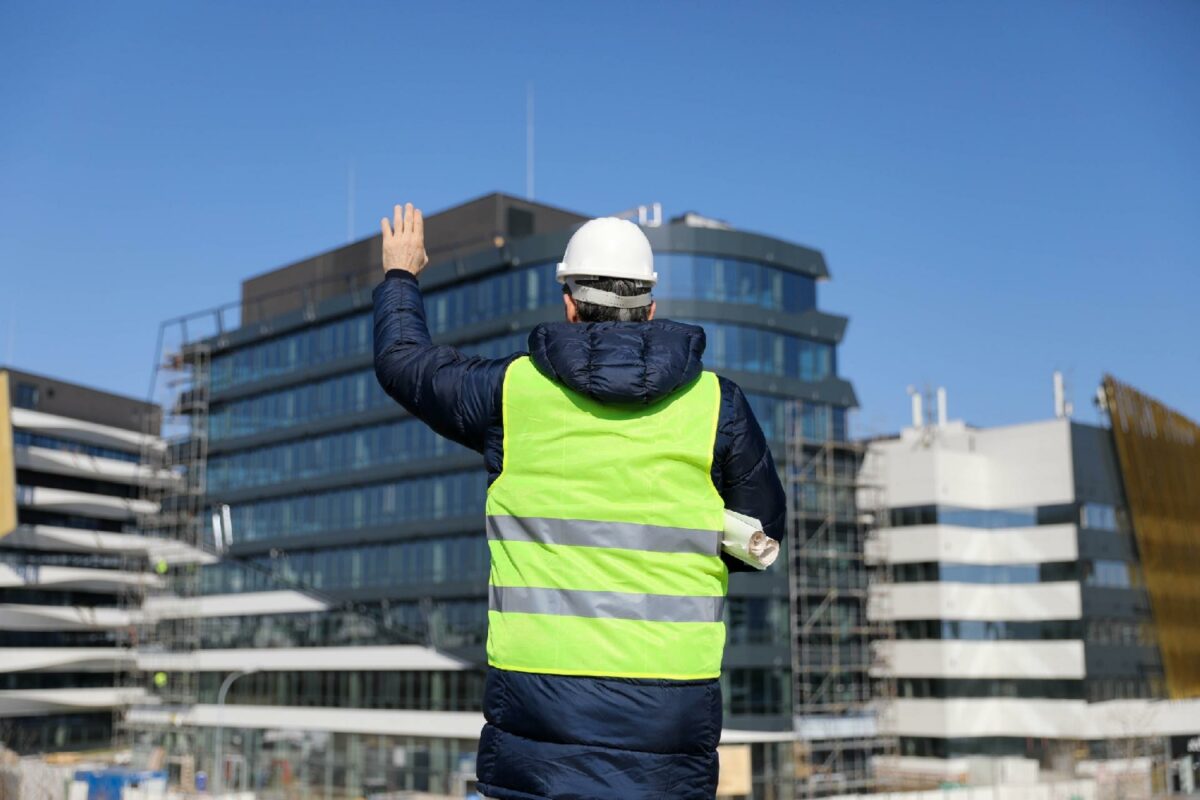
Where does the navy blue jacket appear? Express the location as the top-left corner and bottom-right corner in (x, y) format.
(373, 270), (786, 800)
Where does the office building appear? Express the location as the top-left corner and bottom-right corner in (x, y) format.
(0, 368), (168, 753)
(126, 193), (862, 798)
(866, 377), (1200, 793)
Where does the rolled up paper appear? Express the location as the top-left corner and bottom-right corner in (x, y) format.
(722, 509), (780, 570)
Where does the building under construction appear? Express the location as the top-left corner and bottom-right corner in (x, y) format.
(114, 192), (879, 799)
(787, 401), (896, 797)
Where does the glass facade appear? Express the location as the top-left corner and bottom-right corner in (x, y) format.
(201, 535), (489, 592)
(200, 670), (486, 712)
(227, 471), (485, 543)
(681, 320), (834, 382)
(656, 253), (816, 312)
(208, 419), (471, 492)
(212, 255), (819, 392)
(192, 226), (850, 800)
(210, 335), (526, 441)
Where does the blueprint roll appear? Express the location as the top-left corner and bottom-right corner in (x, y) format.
(721, 509), (780, 570)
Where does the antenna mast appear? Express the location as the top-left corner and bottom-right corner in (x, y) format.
(526, 83), (535, 200)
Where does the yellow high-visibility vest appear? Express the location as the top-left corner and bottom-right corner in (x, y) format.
(485, 356), (728, 680)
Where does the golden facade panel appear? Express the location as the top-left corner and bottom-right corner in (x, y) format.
(0, 371), (15, 537)
(1104, 375), (1200, 699)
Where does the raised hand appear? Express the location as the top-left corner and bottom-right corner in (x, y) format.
(381, 202), (429, 277)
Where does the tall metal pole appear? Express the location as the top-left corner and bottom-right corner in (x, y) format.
(213, 669), (258, 796)
(526, 82), (535, 200)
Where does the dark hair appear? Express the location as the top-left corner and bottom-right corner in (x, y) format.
(565, 278), (654, 323)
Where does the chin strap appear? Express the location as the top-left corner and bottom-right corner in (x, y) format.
(565, 278), (653, 309)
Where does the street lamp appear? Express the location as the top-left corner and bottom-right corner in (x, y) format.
(213, 668), (258, 796)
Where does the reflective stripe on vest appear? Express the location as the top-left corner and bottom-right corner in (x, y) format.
(486, 515), (721, 556)
(485, 356), (728, 681)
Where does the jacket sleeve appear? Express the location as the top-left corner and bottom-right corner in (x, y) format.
(712, 377), (787, 573)
(372, 270), (520, 454)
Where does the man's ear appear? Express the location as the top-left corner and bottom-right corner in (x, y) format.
(647, 300), (657, 321)
(563, 292), (580, 323)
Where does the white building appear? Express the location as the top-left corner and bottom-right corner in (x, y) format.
(865, 381), (1200, 792)
(0, 367), (199, 752)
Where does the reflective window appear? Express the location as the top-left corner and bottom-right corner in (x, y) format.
(208, 419), (472, 492)
(1080, 503), (1127, 532)
(13, 382), (39, 409)
(212, 313), (373, 391)
(1083, 559), (1134, 588)
(188, 602), (489, 648)
(209, 334), (526, 441)
(200, 533), (489, 590)
(656, 254), (816, 313)
(226, 470), (486, 543)
(895, 619), (1083, 640)
(722, 667), (790, 716)
(888, 504), (1076, 530)
(1085, 618), (1157, 646)
(745, 395), (847, 443)
(897, 678), (1084, 700)
(212, 258), (824, 391)
(13, 431), (142, 464)
(893, 561), (1077, 584)
(199, 670), (485, 712)
(212, 266), (559, 391)
(682, 320), (835, 381)
(424, 263), (560, 335)
(725, 597), (790, 645)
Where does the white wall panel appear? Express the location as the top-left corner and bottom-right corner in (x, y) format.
(0, 687), (149, 718)
(0, 648), (132, 673)
(3, 524), (214, 564)
(869, 418), (1075, 511)
(15, 446), (176, 487)
(0, 603), (134, 631)
(876, 640), (1085, 679)
(870, 582), (1082, 621)
(17, 486), (157, 520)
(136, 646), (468, 673)
(10, 407), (162, 454)
(887, 697), (1200, 740)
(877, 524), (1078, 565)
(143, 591), (328, 619)
(0, 564), (163, 592)
(890, 698), (1087, 738)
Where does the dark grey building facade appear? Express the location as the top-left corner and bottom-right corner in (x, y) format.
(143, 193), (857, 798)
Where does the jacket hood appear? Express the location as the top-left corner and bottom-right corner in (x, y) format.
(527, 320), (707, 405)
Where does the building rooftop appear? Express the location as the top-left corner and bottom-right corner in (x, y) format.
(239, 193), (589, 324)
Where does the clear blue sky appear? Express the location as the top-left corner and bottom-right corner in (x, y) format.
(2, 1), (1197, 435)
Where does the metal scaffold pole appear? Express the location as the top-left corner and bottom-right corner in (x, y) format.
(115, 315), (215, 789)
(786, 401), (896, 798)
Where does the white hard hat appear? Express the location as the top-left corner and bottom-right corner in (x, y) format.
(556, 217), (657, 309)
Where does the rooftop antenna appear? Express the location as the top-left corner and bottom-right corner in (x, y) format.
(346, 160), (356, 243)
(526, 82), (535, 201)
(1053, 370), (1074, 419)
(907, 386), (922, 429)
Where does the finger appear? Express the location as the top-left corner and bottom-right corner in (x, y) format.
(380, 217), (392, 238)
(413, 208), (424, 239)
(404, 202), (415, 233)
(393, 204), (404, 235)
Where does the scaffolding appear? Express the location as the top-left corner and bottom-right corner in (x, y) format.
(786, 401), (895, 798)
(114, 300), (454, 792)
(116, 315), (216, 787)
